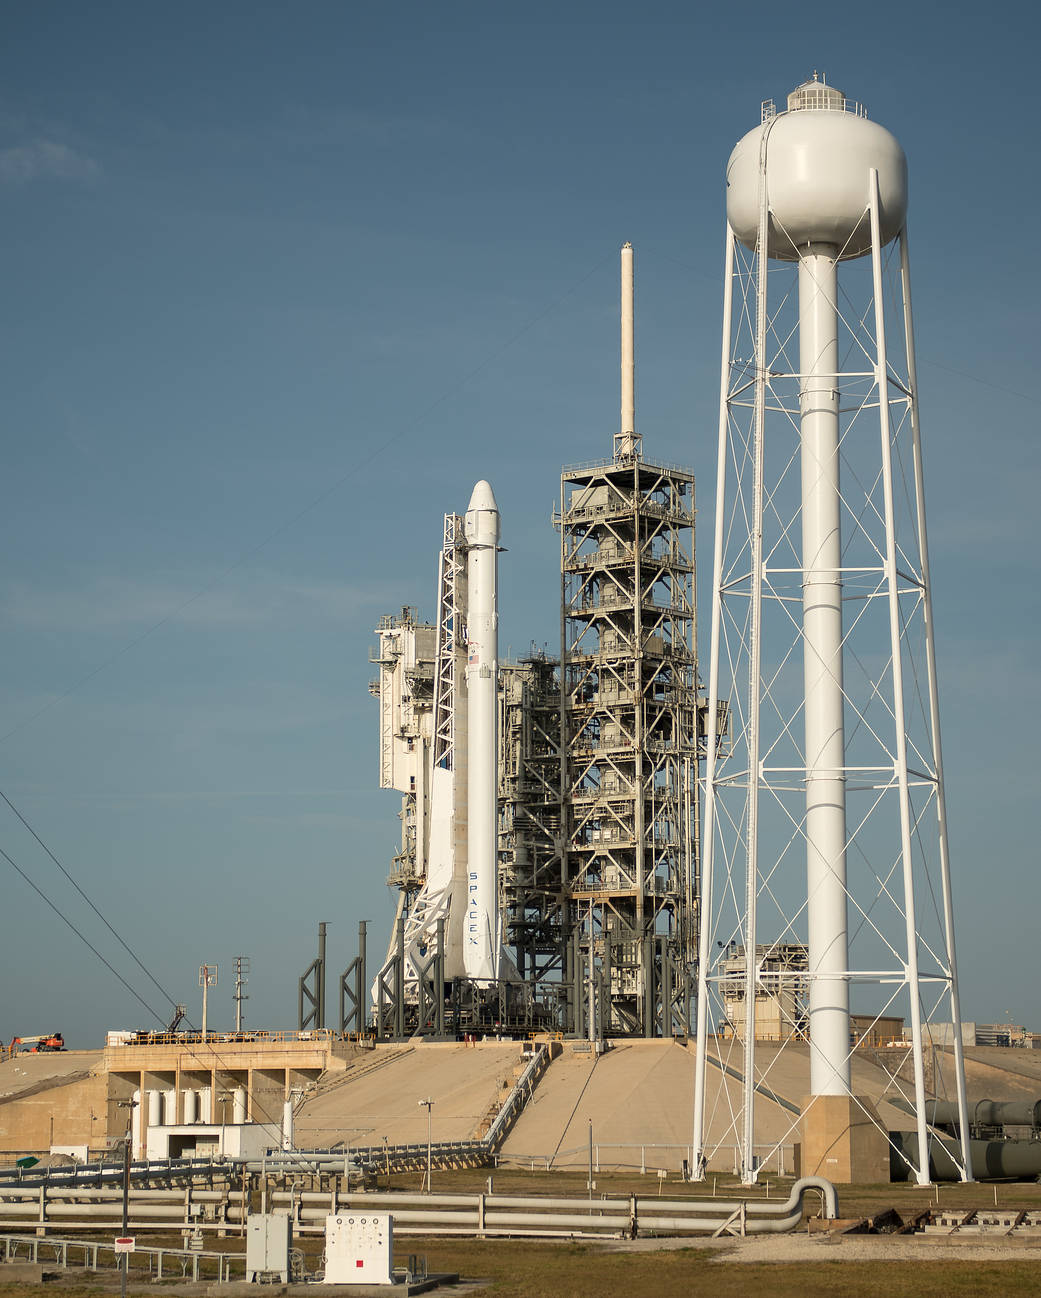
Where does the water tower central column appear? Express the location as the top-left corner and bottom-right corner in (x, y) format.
(798, 243), (850, 1096)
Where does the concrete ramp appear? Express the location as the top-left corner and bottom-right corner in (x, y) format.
(0, 1052), (101, 1103)
(501, 1040), (804, 1172)
(500, 1038), (926, 1174)
(293, 1041), (523, 1148)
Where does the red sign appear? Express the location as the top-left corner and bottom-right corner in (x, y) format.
(114, 1238), (135, 1254)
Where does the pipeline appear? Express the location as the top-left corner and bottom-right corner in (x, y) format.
(0, 1178), (837, 1238)
(890, 1131), (1041, 1182)
(892, 1097), (1041, 1131)
(274, 1177), (837, 1236)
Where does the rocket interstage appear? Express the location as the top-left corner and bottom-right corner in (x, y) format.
(463, 479), (501, 984)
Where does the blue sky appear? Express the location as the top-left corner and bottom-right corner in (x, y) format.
(1, 3), (1038, 1046)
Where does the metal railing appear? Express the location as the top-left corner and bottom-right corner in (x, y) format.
(0, 1156), (229, 1189)
(485, 1046), (550, 1149)
(499, 1142), (794, 1178)
(106, 1028), (340, 1048)
(1, 1232), (243, 1282)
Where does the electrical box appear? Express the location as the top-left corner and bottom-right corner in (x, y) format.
(323, 1212), (393, 1286)
(246, 1212), (292, 1283)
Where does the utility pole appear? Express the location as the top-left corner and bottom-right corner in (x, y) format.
(199, 963), (218, 1040)
(233, 955), (250, 1032)
(117, 1097), (138, 1298)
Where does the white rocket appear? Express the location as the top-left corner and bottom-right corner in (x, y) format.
(462, 479), (500, 983)
(371, 479), (507, 1005)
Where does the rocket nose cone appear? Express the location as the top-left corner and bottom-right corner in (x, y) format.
(467, 480), (499, 514)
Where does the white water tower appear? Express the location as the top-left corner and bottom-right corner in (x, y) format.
(692, 76), (972, 1186)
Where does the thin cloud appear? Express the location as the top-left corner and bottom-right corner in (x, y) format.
(0, 137), (100, 185)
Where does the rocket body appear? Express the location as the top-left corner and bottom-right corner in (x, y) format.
(463, 480), (500, 983)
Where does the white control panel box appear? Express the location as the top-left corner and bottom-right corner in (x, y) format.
(323, 1212), (393, 1286)
(246, 1212), (292, 1283)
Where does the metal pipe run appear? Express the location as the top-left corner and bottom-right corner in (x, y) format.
(890, 1133), (1041, 1182)
(1, 1178), (838, 1239)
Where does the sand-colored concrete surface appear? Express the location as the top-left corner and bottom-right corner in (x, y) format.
(0, 1050), (105, 1154)
(501, 1040), (803, 1172)
(0, 1050), (101, 1101)
(498, 1039), (1041, 1174)
(292, 1041), (524, 1148)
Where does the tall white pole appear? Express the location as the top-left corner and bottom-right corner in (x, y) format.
(464, 480), (501, 983)
(620, 241), (635, 454)
(898, 227), (973, 1181)
(740, 132), (772, 1184)
(799, 244), (851, 1097)
(868, 173), (929, 1183)
(692, 223), (736, 1180)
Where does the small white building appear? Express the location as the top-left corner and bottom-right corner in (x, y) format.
(145, 1123), (275, 1161)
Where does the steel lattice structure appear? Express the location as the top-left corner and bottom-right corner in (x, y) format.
(557, 435), (699, 1035)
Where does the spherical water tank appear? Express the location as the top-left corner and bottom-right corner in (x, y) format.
(726, 79), (907, 261)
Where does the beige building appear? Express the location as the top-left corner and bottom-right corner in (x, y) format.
(0, 1032), (362, 1159)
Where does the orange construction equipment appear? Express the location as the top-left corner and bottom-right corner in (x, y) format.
(8, 1033), (65, 1055)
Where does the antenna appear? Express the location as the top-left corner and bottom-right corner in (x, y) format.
(233, 955), (250, 1032)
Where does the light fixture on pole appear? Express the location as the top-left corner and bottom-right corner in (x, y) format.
(418, 1098), (433, 1192)
(199, 963), (218, 1042)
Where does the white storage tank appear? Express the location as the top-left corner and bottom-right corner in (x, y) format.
(163, 1088), (177, 1125)
(199, 1086), (212, 1124)
(233, 1087), (248, 1124)
(183, 1089), (198, 1124)
(146, 1089), (162, 1127)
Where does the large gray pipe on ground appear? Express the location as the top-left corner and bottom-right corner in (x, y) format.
(891, 1132), (1041, 1181)
(893, 1097), (1041, 1130)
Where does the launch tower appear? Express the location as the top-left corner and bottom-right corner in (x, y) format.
(556, 245), (700, 1035)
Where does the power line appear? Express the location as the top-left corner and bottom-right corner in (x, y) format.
(0, 786), (179, 1015)
(1, 842), (165, 1026)
(1, 835), (320, 1157)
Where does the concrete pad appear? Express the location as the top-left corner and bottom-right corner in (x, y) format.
(293, 1042), (523, 1148)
